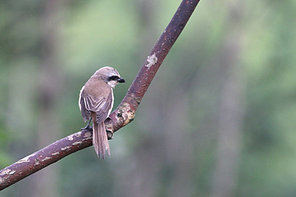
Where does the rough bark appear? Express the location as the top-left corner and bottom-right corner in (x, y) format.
(0, 0), (201, 190)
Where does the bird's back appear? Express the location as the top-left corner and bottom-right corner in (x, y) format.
(83, 78), (111, 100)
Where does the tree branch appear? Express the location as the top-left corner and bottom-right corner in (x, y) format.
(0, 0), (200, 190)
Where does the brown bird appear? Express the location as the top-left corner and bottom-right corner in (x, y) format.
(78, 66), (125, 158)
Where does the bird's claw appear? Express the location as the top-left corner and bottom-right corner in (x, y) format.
(81, 125), (92, 131)
(107, 130), (113, 140)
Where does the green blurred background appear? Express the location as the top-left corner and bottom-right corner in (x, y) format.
(1, 0), (296, 196)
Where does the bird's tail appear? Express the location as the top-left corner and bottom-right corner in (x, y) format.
(92, 115), (110, 159)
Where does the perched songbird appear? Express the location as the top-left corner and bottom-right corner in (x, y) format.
(78, 66), (125, 158)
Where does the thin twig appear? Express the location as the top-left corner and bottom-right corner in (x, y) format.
(0, 0), (200, 190)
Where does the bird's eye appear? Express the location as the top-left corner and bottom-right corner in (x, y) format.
(108, 76), (119, 81)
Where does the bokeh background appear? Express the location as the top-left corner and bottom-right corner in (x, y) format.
(1, 0), (296, 196)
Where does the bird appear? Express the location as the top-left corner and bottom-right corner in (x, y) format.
(78, 66), (125, 158)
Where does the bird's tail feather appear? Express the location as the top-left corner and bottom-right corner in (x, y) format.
(92, 118), (110, 159)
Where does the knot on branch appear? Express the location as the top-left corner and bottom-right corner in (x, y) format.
(116, 102), (135, 126)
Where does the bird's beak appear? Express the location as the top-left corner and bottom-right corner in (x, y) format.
(117, 78), (125, 83)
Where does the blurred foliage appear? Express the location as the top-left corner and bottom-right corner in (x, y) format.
(1, 0), (296, 196)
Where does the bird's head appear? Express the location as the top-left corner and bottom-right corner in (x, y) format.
(94, 66), (125, 88)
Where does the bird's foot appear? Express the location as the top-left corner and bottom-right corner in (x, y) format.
(81, 119), (92, 131)
(81, 125), (92, 131)
(106, 130), (113, 140)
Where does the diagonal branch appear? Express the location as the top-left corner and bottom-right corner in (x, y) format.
(0, 0), (200, 190)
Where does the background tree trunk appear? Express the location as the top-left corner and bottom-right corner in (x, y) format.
(113, 1), (160, 196)
(211, 1), (245, 197)
(30, 0), (63, 196)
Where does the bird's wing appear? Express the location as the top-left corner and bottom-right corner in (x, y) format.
(81, 91), (113, 123)
(79, 86), (91, 122)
